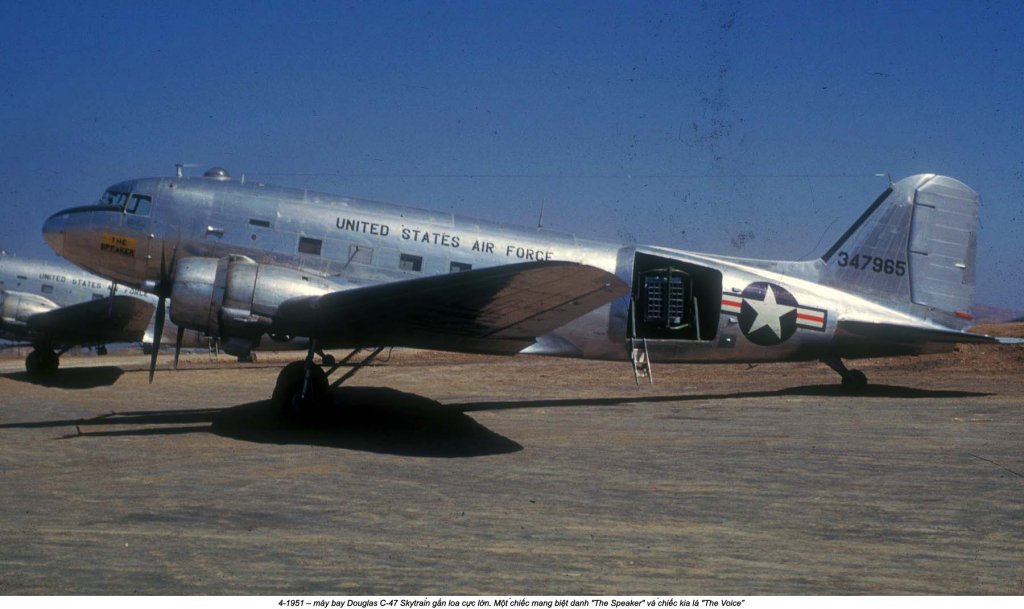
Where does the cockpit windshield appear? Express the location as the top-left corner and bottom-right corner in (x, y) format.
(100, 190), (129, 208)
(99, 190), (151, 216)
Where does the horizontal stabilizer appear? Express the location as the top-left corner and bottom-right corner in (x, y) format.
(275, 261), (628, 354)
(26, 295), (155, 346)
(994, 336), (1024, 345)
(836, 319), (1000, 348)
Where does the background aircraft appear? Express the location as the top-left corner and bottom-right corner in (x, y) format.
(0, 251), (154, 374)
(0, 251), (305, 375)
(41, 167), (1013, 412)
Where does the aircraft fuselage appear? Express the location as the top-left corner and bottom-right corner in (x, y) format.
(42, 170), (976, 366)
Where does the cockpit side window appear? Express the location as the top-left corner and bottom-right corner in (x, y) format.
(126, 194), (152, 216)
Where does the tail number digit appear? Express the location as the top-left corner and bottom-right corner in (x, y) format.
(836, 252), (906, 276)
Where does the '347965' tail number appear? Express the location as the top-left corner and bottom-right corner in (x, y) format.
(836, 252), (906, 276)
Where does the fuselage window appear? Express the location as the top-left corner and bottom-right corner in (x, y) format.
(41, 284), (54, 294)
(91, 294), (104, 300)
(249, 219), (271, 228)
(450, 261), (472, 273)
(298, 236), (322, 256)
(399, 253), (423, 272)
(126, 194), (152, 216)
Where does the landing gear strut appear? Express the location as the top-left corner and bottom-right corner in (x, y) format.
(821, 355), (868, 391)
(272, 343), (385, 418)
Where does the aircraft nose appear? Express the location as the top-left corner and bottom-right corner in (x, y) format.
(42, 212), (66, 255)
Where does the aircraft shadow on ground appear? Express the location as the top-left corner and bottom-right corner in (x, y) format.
(0, 386), (522, 458)
(0, 366), (124, 389)
(212, 387), (523, 457)
(1, 383), (989, 456)
(451, 383), (992, 413)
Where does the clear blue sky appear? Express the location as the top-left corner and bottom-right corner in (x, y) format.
(2, 0), (1022, 308)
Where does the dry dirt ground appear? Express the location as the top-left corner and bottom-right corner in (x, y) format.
(0, 324), (1021, 594)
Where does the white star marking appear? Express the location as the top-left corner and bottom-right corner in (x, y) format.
(746, 285), (796, 339)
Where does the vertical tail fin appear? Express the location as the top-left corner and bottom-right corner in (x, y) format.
(820, 174), (980, 329)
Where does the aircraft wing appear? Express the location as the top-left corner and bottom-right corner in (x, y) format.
(275, 261), (629, 355)
(25, 295), (156, 347)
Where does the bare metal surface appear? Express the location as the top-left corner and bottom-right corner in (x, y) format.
(0, 351), (1021, 594)
(41, 172), (991, 365)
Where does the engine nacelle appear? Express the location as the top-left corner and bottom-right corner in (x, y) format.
(0, 291), (59, 329)
(169, 256), (337, 349)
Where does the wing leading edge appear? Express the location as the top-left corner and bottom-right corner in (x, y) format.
(275, 261), (629, 355)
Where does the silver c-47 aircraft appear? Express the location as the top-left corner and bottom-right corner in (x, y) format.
(0, 251), (155, 374)
(40, 167), (1011, 412)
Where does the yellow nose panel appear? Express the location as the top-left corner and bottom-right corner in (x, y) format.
(100, 233), (137, 257)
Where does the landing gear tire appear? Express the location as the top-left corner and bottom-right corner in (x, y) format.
(841, 369), (868, 392)
(821, 355), (869, 392)
(25, 349), (59, 377)
(273, 361), (330, 419)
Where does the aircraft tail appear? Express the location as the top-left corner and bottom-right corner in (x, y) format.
(819, 174), (980, 329)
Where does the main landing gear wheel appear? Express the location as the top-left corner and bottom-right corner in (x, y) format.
(273, 361), (330, 418)
(272, 344), (386, 420)
(25, 349), (59, 377)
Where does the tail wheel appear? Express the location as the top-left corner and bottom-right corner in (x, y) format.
(842, 369), (868, 392)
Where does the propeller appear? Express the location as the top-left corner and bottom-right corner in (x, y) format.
(173, 325), (185, 370)
(148, 296), (165, 383)
(147, 242), (179, 383)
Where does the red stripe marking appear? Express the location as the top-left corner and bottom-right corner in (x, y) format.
(722, 299), (742, 308)
(796, 312), (824, 323)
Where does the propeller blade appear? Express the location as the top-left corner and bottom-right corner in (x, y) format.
(149, 296), (165, 383)
(159, 243), (168, 287)
(173, 325), (184, 370)
(168, 242), (178, 277)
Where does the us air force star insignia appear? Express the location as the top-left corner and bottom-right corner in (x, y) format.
(745, 284), (795, 341)
(720, 282), (828, 346)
